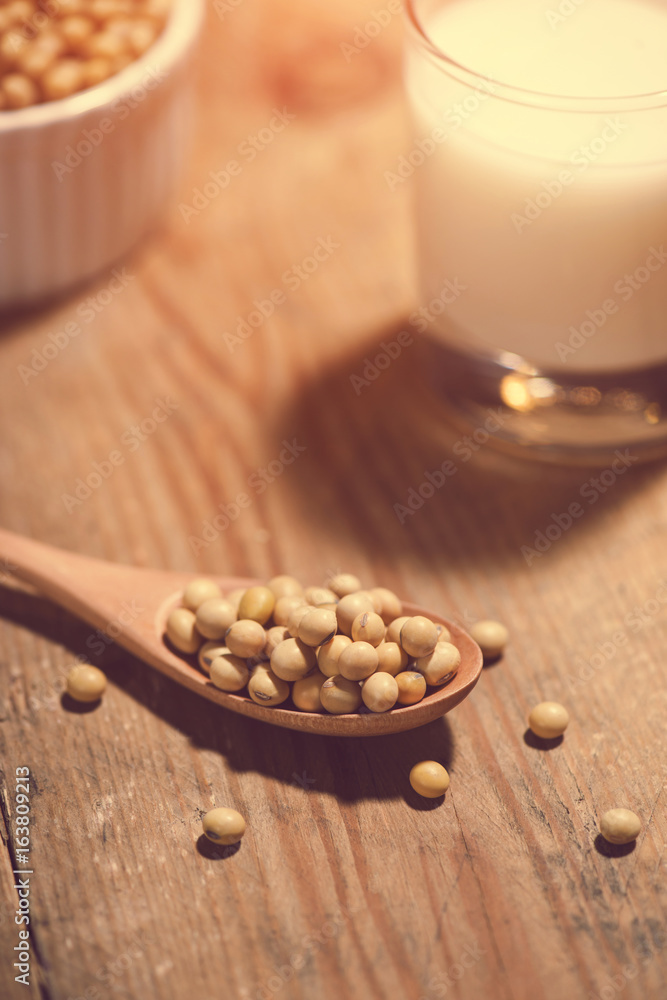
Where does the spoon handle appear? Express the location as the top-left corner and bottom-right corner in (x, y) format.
(0, 527), (157, 632)
(0, 527), (93, 597)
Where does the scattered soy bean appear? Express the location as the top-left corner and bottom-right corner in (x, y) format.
(409, 761), (450, 798)
(528, 702), (569, 739)
(599, 808), (641, 845)
(470, 619), (509, 660)
(202, 807), (245, 845)
(66, 664), (106, 702)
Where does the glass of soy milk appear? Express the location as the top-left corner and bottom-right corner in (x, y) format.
(404, 0), (667, 462)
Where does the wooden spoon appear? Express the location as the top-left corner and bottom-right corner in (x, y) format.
(0, 528), (483, 736)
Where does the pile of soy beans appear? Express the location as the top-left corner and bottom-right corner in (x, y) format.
(164, 574), (463, 716)
(0, 0), (171, 110)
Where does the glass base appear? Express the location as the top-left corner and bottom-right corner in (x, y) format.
(420, 337), (667, 465)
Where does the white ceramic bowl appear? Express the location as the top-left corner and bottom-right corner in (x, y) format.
(0, 0), (204, 309)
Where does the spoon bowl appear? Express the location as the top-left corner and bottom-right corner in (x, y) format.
(0, 528), (483, 736)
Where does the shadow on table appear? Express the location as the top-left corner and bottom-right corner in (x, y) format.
(0, 584), (456, 806)
(269, 318), (665, 574)
(523, 729), (564, 751)
(593, 833), (636, 858)
(195, 835), (241, 861)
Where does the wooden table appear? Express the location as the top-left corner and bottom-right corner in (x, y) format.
(2, 3), (667, 998)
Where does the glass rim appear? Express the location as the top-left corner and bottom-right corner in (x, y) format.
(405, 0), (667, 113)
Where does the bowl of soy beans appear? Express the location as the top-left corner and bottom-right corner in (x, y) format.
(0, 0), (204, 308)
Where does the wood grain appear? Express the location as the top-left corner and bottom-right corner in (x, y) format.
(1, 2), (667, 999)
